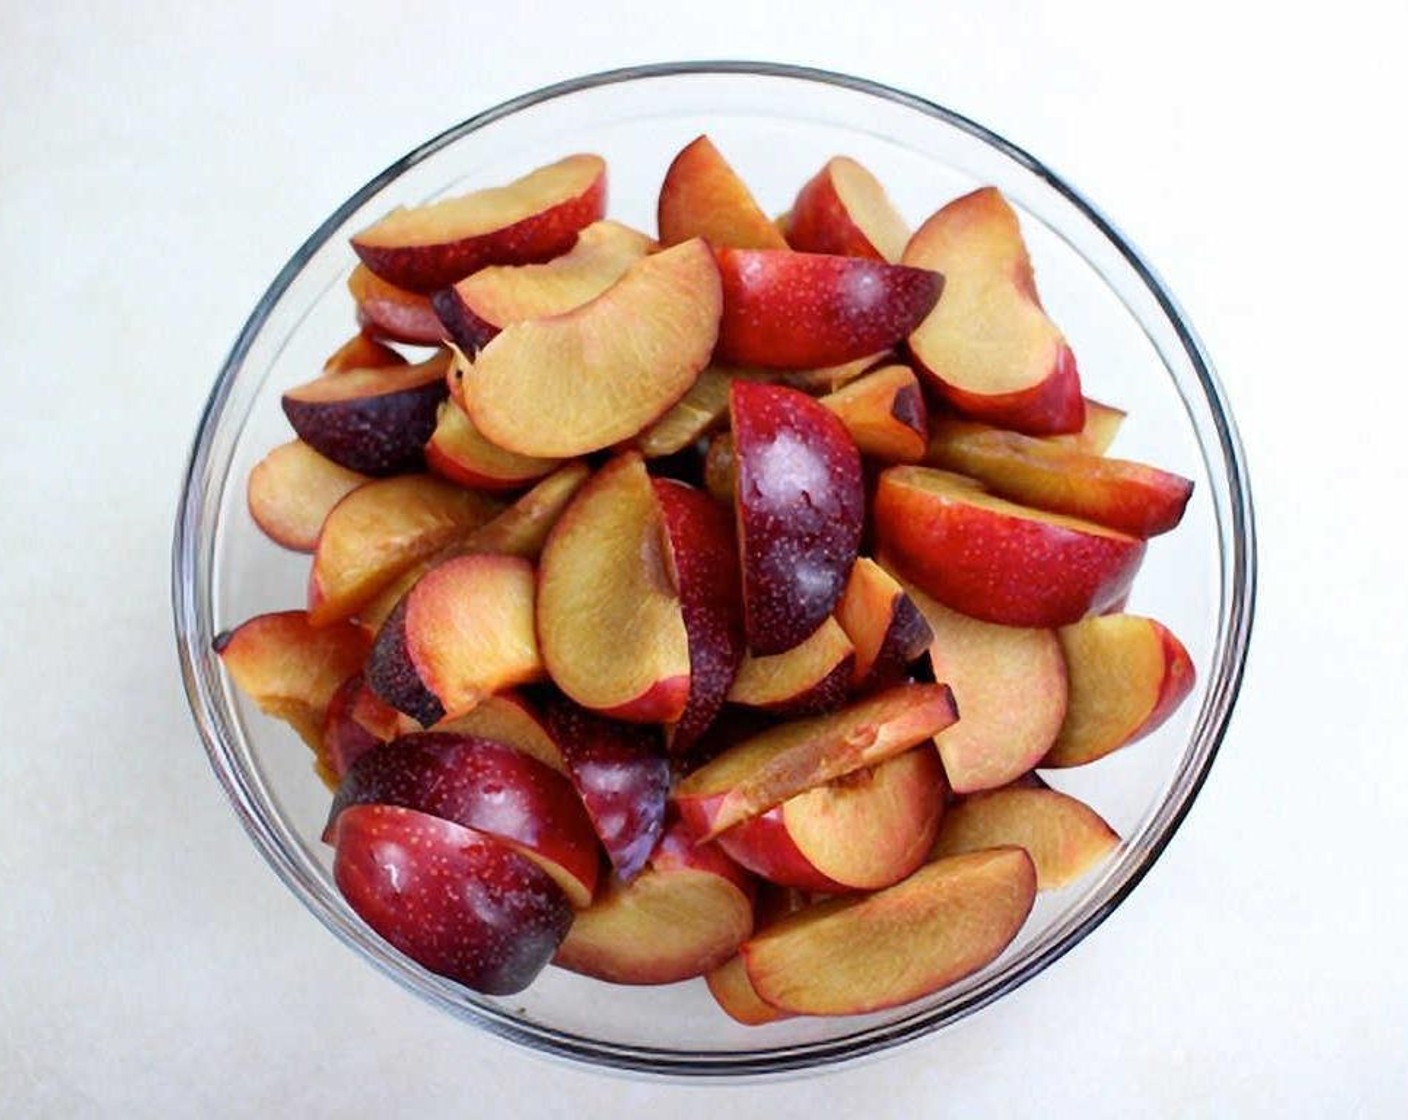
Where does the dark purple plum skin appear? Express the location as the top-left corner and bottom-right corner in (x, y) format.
(332, 804), (572, 996)
(538, 696), (669, 882)
(860, 592), (934, 693)
(282, 376), (445, 476)
(325, 733), (595, 856)
(364, 596), (445, 727)
(653, 479), (745, 755)
(731, 381), (864, 656)
(430, 286), (501, 353)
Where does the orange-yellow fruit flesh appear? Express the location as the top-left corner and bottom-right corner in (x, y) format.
(830, 155), (910, 263)
(308, 475), (501, 626)
(452, 219), (654, 326)
(835, 557), (904, 682)
(783, 745), (945, 890)
(405, 556), (543, 719)
(904, 188), (1066, 395)
(215, 611), (371, 761)
(356, 154), (605, 249)
(352, 463), (589, 631)
(537, 454), (690, 719)
(1044, 614), (1192, 766)
(674, 683), (958, 839)
(820, 363), (927, 462)
(726, 617), (854, 708)
(428, 394), (561, 487)
(658, 135), (788, 250)
(247, 440), (368, 552)
(741, 847), (1036, 1016)
(554, 866), (754, 985)
(706, 953), (792, 1025)
(431, 692), (566, 775)
(463, 239), (721, 457)
(1043, 398), (1126, 455)
(905, 584), (1067, 793)
(930, 786), (1118, 890)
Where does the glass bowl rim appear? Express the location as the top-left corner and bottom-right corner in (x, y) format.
(172, 59), (1256, 1079)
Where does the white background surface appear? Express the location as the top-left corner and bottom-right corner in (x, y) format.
(4, 2), (1406, 1115)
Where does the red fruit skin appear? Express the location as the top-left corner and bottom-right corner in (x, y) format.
(650, 808), (757, 899)
(786, 168), (887, 261)
(1137, 620), (1197, 741)
(859, 593), (934, 693)
(321, 674), (389, 780)
(875, 471), (1146, 628)
(539, 696), (670, 882)
(331, 804), (573, 996)
(349, 266), (446, 346)
(653, 479), (746, 753)
(731, 381), (864, 655)
(714, 249), (942, 369)
(923, 342), (1086, 436)
(716, 808), (848, 894)
(365, 595), (445, 727)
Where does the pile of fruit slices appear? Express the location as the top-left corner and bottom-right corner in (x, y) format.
(215, 135), (1197, 1021)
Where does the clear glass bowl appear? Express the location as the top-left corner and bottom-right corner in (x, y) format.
(173, 62), (1255, 1078)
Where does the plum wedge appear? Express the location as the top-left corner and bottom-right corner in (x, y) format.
(247, 440), (368, 552)
(213, 610), (372, 774)
(716, 744), (946, 893)
(674, 682), (958, 841)
(930, 783), (1118, 891)
(537, 453), (691, 723)
(539, 696), (670, 882)
(554, 812), (754, 985)
(352, 153), (606, 292)
(365, 553), (542, 725)
(281, 351), (451, 476)
(926, 416), (1193, 538)
(327, 733), (599, 906)
(432, 219), (653, 350)
(731, 381), (864, 655)
(1042, 613), (1196, 767)
(657, 134), (788, 251)
(904, 187), (1083, 434)
(332, 804), (573, 995)
(786, 155), (910, 263)
(875, 466), (1145, 628)
(714, 248), (942, 369)
(741, 847), (1037, 1016)
(461, 239), (721, 457)
(896, 580), (1068, 793)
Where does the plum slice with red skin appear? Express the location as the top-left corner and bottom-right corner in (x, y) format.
(331, 804), (572, 996)
(714, 248), (941, 370)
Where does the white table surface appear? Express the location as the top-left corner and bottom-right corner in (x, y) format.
(4, 2), (1406, 1115)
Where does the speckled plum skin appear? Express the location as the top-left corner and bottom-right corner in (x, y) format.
(539, 696), (670, 882)
(731, 381), (864, 656)
(281, 368), (446, 476)
(326, 735), (599, 907)
(713, 248), (942, 369)
(652, 479), (745, 753)
(331, 804), (573, 996)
